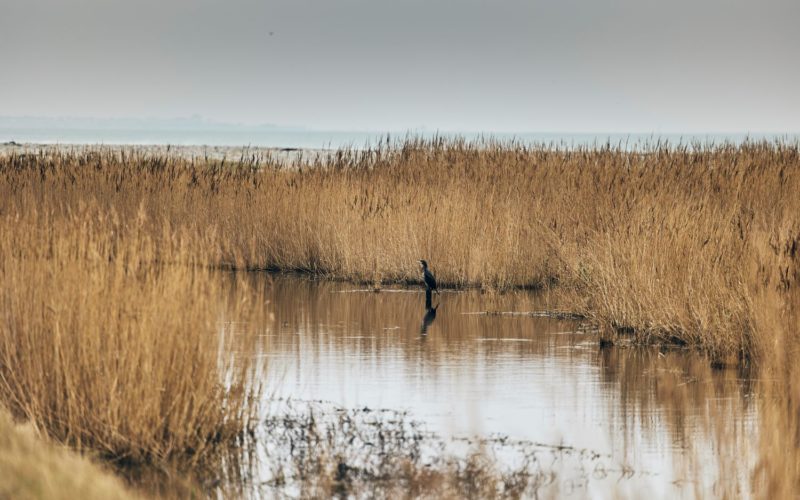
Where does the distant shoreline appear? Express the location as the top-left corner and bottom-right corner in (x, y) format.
(2, 129), (799, 153)
(0, 142), (330, 162)
(3, 132), (800, 160)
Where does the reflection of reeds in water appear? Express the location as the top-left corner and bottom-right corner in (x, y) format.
(598, 347), (758, 497)
(257, 401), (606, 498)
(752, 287), (800, 497)
(254, 276), (800, 496)
(254, 278), (713, 494)
(247, 275), (575, 366)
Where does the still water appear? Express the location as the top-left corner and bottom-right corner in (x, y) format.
(229, 275), (758, 498)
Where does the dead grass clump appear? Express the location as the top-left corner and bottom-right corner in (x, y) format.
(0, 406), (136, 500)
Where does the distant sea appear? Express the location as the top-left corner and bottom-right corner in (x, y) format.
(0, 127), (797, 150)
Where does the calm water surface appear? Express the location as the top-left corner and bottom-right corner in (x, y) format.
(229, 275), (758, 498)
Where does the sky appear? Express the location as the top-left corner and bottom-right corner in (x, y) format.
(1, 0), (799, 133)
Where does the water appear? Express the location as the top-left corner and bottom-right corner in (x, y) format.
(2, 126), (796, 150)
(228, 275), (758, 498)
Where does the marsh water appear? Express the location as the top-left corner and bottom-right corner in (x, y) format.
(224, 275), (758, 498)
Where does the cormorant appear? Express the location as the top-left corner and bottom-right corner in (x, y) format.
(418, 260), (438, 294)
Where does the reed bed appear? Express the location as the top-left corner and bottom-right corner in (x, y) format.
(3, 140), (798, 362)
(0, 198), (263, 471)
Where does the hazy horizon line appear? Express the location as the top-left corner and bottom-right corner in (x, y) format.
(2, 116), (799, 138)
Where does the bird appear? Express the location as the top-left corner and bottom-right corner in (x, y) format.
(418, 260), (438, 294)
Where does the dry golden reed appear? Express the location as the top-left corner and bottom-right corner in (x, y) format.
(4, 140), (798, 362)
(0, 197), (262, 469)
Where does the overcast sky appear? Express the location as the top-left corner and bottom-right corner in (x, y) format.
(1, 0), (798, 133)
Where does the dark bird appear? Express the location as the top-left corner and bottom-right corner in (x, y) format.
(418, 260), (438, 294)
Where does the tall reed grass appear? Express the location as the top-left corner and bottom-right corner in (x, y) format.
(0, 198), (262, 470)
(3, 140), (797, 362)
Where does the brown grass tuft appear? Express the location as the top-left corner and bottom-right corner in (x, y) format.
(0, 406), (136, 500)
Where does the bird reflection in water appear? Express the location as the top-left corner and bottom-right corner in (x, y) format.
(420, 287), (439, 336)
